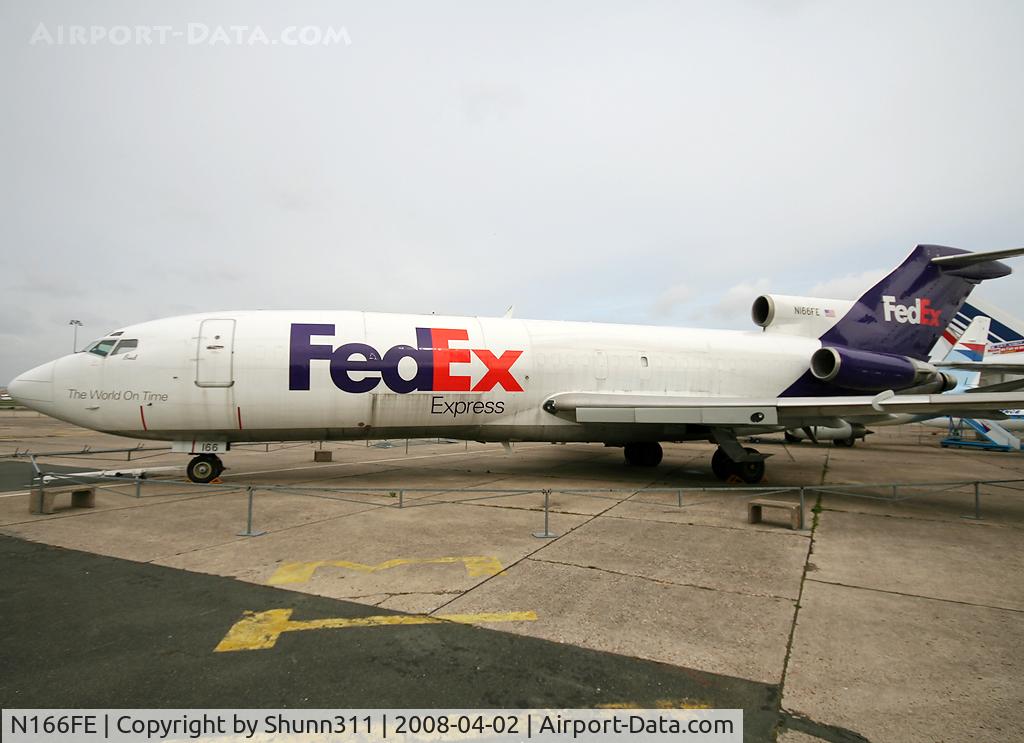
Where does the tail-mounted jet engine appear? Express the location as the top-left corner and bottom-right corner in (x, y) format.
(809, 346), (957, 393)
(751, 294), (854, 337)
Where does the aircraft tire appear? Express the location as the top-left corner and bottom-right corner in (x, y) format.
(784, 431), (800, 444)
(187, 454), (222, 484)
(736, 448), (766, 484)
(624, 442), (663, 467)
(711, 447), (732, 480)
(834, 436), (856, 447)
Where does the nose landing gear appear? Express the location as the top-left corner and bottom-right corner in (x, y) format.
(187, 454), (224, 484)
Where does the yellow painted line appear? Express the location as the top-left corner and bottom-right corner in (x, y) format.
(268, 556), (504, 585)
(597, 699), (712, 710)
(215, 609), (537, 652)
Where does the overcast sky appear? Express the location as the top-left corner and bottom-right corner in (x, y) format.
(3, 1), (1023, 384)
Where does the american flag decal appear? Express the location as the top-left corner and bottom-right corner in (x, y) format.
(824, 308), (835, 318)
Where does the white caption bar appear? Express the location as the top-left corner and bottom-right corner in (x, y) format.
(3, 709), (742, 743)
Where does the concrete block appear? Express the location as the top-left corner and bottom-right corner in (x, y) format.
(29, 486), (96, 515)
(313, 450), (333, 462)
(748, 497), (802, 529)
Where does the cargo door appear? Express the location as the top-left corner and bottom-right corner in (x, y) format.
(196, 318), (236, 387)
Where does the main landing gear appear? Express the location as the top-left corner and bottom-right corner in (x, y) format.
(710, 430), (768, 484)
(711, 446), (765, 484)
(624, 442), (663, 467)
(186, 454), (224, 484)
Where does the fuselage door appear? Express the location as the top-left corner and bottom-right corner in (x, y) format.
(196, 318), (236, 387)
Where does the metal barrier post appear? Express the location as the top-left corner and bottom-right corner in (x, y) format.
(36, 465), (45, 513)
(238, 486), (266, 537)
(29, 454), (41, 478)
(532, 489), (558, 539)
(399, 490), (404, 509)
(135, 476), (142, 499)
(962, 481), (983, 520)
(799, 487), (806, 529)
(677, 489), (683, 508)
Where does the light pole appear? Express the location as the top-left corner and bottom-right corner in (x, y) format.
(69, 320), (83, 352)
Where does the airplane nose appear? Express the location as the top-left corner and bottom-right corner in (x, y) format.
(8, 360), (56, 405)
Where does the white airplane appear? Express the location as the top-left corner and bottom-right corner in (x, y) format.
(10, 244), (1024, 484)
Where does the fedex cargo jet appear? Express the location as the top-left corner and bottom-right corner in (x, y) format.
(10, 244), (1024, 484)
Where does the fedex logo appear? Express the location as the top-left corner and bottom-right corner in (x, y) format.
(289, 324), (524, 394)
(881, 296), (941, 327)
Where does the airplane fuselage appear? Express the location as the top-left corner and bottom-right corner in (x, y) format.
(17, 311), (820, 446)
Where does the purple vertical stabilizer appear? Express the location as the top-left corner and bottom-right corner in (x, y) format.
(783, 244), (1012, 397)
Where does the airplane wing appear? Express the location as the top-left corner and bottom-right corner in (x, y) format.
(967, 378), (1024, 394)
(934, 361), (1024, 372)
(543, 390), (1024, 427)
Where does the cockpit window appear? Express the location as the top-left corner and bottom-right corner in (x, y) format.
(86, 339), (118, 357)
(111, 339), (138, 355)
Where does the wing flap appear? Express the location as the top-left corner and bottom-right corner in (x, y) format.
(576, 405), (779, 425)
(546, 391), (1024, 428)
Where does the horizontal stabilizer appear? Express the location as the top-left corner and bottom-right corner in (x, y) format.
(930, 246), (1024, 268)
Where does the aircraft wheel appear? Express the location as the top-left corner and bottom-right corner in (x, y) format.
(735, 447), (766, 484)
(834, 436), (856, 447)
(624, 442), (663, 467)
(711, 447), (732, 480)
(187, 454), (222, 484)
(784, 431), (800, 444)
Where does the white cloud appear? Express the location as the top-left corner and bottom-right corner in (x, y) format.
(712, 278), (773, 321)
(651, 283), (694, 317)
(808, 269), (888, 300)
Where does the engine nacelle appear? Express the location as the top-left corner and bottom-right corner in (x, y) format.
(751, 294), (854, 337)
(787, 421), (868, 442)
(810, 346), (957, 393)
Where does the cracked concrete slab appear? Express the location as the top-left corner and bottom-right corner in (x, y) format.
(809, 509), (1024, 611)
(531, 515), (810, 599)
(440, 557), (796, 685)
(156, 500), (589, 612)
(0, 490), (377, 563)
(376, 592), (466, 614)
(784, 579), (1023, 743)
(815, 484), (1024, 526)
(606, 489), (812, 533)
(4, 414), (1024, 738)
